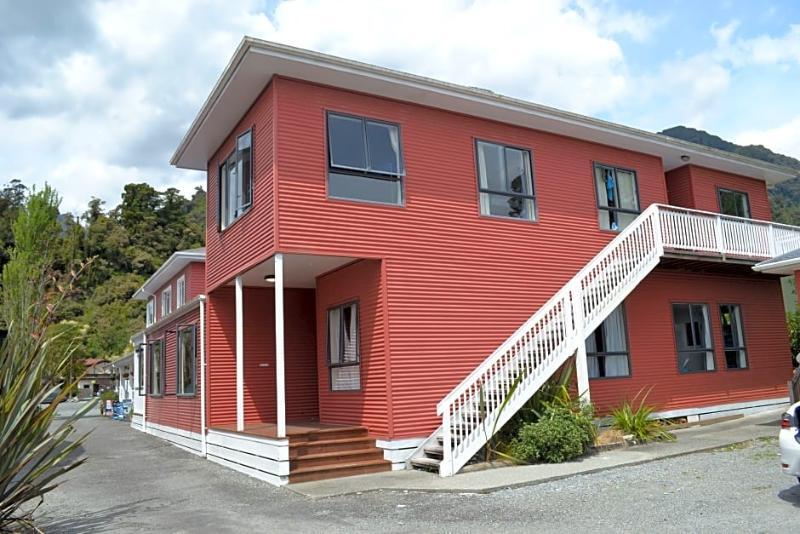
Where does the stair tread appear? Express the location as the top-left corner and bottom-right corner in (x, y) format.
(293, 448), (383, 460)
(290, 436), (375, 447)
(291, 459), (390, 475)
(424, 444), (443, 454)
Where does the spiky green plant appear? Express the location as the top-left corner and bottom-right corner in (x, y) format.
(610, 387), (675, 443)
(0, 186), (94, 530)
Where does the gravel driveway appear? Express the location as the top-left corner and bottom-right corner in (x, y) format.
(36, 413), (800, 533)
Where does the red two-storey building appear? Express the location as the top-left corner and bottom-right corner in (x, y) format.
(132, 38), (800, 485)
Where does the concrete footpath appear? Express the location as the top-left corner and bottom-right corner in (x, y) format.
(289, 408), (783, 498)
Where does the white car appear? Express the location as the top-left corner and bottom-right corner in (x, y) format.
(780, 401), (800, 483)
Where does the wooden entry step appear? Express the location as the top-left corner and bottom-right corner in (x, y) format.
(288, 426), (391, 483)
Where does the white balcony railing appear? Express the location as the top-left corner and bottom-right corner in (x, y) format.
(431, 204), (800, 477)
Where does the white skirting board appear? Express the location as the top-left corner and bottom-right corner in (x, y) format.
(144, 421), (204, 456)
(131, 414), (143, 431)
(376, 437), (426, 470)
(205, 429), (290, 486)
(653, 396), (789, 422)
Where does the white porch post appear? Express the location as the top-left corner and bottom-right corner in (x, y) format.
(274, 253), (286, 438)
(142, 333), (147, 432)
(235, 276), (245, 432)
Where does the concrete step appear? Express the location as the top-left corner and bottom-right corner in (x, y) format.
(410, 456), (441, 471)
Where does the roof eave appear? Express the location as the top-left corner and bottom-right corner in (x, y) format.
(171, 38), (798, 184)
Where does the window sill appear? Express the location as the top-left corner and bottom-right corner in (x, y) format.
(588, 374), (632, 381)
(327, 194), (404, 209)
(478, 212), (538, 225)
(219, 205), (252, 233)
(176, 393), (197, 398)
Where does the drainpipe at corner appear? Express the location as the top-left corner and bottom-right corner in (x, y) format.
(199, 295), (207, 457)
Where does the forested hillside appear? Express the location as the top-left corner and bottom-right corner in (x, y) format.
(660, 126), (800, 225)
(0, 181), (205, 361)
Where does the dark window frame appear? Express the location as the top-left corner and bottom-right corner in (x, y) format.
(176, 324), (197, 396)
(474, 138), (537, 222)
(325, 111), (405, 206)
(716, 187), (751, 219)
(218, 128), (254, 231)
(148, 339), (165, 397)
(326, 300), (361, 392)
(671, 302), (716, 374)
(586, 304), (632, 380)
(719, 303), (749, 370)
(593, 162), (642, 232)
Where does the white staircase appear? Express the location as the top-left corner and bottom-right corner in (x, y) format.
(412, 204), (800, 477)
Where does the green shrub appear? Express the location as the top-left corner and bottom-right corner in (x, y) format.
(510, 403), (595, 463)
(610, 388), (675, 443)
(99, 390), (118, 403)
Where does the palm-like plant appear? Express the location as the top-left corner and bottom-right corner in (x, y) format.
(610, 387), (675, 443)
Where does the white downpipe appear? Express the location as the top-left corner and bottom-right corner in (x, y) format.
(274, 253), (286, 438)
(199, 295), (207, 456)
(235, 276), (244, 432)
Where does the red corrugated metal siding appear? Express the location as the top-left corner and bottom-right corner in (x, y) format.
(206, 83), (276, 291)
(686, 165), (772, 220)
(188, 262), (205, 300)
(206, 286), (318, 427)
(591, 268), (791, 414)
(665, 166), (695, 208)
(144, 308), (201, 432)
(207, 287), (236, 426)
(315, 259), (388, 436)
(272, 77), (668, 438)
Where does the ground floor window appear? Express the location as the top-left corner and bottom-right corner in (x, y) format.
(136, 347), (144, 392)
(177, 325), (196, 395)
(672, 303), (715, 373)
(327, 301), (360, 391)
(586, 304), (630, 378)
(720, 304), (748, 369)
(149, 339), (164, 395)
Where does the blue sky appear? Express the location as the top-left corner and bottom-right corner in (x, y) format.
(0, 0), (798, 212)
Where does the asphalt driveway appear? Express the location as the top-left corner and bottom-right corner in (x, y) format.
(36, 409), (800, 533)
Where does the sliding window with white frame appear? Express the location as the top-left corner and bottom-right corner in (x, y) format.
(720, 304), (748, 369)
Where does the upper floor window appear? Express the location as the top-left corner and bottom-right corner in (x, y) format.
(720, 304), (747, 369)
(161, 286), (172, 318)
(327, 301), (360, 391)
(327, 112), (404, 205)
(176, 275), (186, 308)
(594, 164), (640, 231)
(219, 129), (253, 229)
(476, 140), (536, 221)
(586, 304), (630, 378)
(672, 303), (715, 373)
(718, 188), (750, 218)
(146, 298), (155, 326)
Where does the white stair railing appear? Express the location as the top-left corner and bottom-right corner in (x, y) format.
(434, 204), (800, 477)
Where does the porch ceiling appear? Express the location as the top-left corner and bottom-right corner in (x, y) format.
(235, 253), (359, 288)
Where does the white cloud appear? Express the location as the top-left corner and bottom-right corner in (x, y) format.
(734, 115), (800, 161)
(0, 0), (797, 216)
